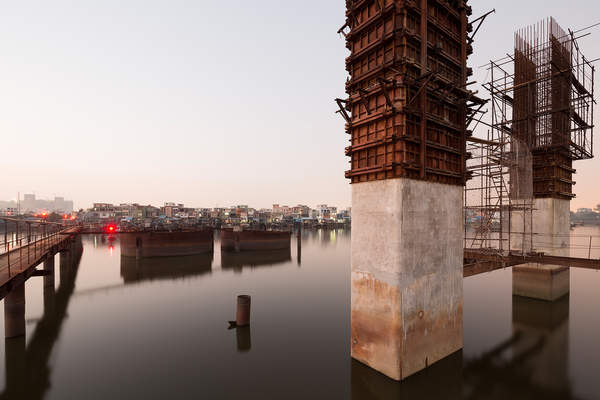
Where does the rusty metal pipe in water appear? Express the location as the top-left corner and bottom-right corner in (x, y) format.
(236, 295), (251, 326)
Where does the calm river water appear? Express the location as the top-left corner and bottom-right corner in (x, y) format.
(0, 228), (599, 399)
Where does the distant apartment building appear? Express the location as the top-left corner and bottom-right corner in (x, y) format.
(0, 207), (18, 216)
(316, 204), (337, 222)
(113, 203), (133, 219)
(272, 204), (293, 218)
(235, 205), (248, 215)
(292, 205), (310, 218)
(577, 208), (593, 213)
(19, 194), (74, 214)
(134, 205), (160, 219)
(162, 202), (184, 218)
(87, 203), (116, 220)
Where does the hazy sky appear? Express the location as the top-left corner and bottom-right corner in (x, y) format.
(0, 0), (598, 210)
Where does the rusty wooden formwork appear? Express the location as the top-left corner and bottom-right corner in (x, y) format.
(339, 0), (481, 186)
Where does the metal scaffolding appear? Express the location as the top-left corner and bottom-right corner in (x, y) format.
(465, 17), (595, 254)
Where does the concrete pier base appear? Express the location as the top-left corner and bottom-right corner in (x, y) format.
(44, 255), (56, 314)
(513, 265), (570, 301)
(44, 255), (55, 288)
(60, 250), (71, 279)
(351, 179), (463, 381)
(4, 283), (26, 339)
(513, 198), (570, 301)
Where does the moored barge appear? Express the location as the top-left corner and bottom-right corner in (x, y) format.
(221, 229), (291, 252)
(120, 230), (213, 258)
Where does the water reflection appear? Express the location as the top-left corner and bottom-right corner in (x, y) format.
(351, 352), (463, 399)
(221, 249), (291, 273)
(0, 228), (596, 399)
(463, 295), (574, 399)
(297, 232), (302, 267)
(89, 234), (117, 249)
(1, 237), (83, 400)
(120, 254), (213, 284)
(235, 326), (252, 353)
(352, 295), (576, 399)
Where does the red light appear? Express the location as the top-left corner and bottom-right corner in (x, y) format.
(63, 214), (68, 219)
(109, 226), (114, 231)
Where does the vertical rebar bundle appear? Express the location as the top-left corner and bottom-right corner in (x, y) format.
(464, 17), (595, 253)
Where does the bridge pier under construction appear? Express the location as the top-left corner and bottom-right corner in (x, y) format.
(340, 0), (595, 381)
(341, 0), (475, 380)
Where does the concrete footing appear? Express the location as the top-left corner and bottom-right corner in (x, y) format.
(60, 250), (71, 278)
(351, 179), (463, 381)
(4, 283), (26, 339)
(513, 198), (570, 301)
(44, 255), (56, 313)
(513, 265), (570, 301)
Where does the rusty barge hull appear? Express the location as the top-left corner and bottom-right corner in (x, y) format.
(220, 230), (291, 252)
(120, 230), (214, 258)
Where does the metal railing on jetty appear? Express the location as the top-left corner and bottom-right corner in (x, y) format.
(0, 217), (79, 282)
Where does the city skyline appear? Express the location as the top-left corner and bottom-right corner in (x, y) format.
(0, 0), (598, 210)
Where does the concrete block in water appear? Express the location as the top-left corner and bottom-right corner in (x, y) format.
(513, 198), (570, 301)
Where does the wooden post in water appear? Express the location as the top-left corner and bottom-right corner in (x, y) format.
(297, 228), (301, 266)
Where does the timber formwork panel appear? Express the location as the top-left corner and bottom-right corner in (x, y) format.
(344, 0), (472, 185)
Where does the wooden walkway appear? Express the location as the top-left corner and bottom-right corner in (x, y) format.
(0, 227), (79, 300)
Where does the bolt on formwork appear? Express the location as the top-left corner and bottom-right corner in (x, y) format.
(465, 17), (595, 255)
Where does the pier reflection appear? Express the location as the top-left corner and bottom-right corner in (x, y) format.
(221, 249), (291, 273)
(120, 254), (213, 284)
(1, 237), (83, 400)
(462, 295), (573, 399)
(352, 295), (575, 399)
(235, 326), (252, 353)
(351, 351), (463, 399)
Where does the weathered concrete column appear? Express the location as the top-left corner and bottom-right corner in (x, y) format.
(4, 283), (26, 338)
(513, 198), (570, 301)
(60, 249), (71, 280)
(351, 179), (463, 381)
